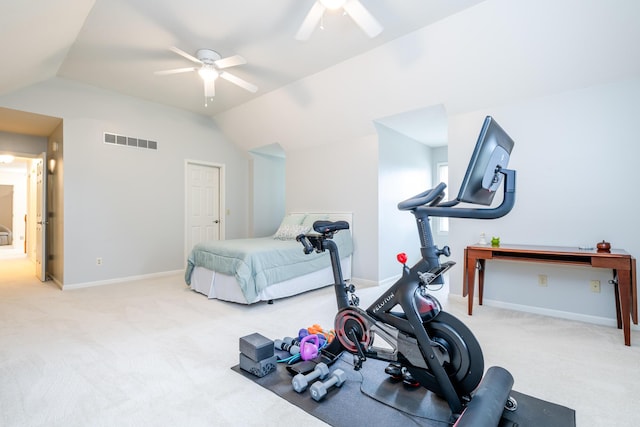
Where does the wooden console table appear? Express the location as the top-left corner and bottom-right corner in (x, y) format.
(463, 244), (637, 346)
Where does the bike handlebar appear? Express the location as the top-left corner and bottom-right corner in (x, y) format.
(398, 169), (516, 220)
(397, 182), (448, 211)
(296, 234), (314, 254)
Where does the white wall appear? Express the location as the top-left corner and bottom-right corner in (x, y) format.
(0, 131), (47, 155)
(447, 77), (640, 323)
(286, 134), (378, 283)
(376, 123), (433, 282)
(430, 146), (449, 251)
(1, 0), (638, 326)
(249, 152), (285, 237)
(0, 78), (249, 286)
(285, 122), (444, 286)
(214, 0), (640, 324)
(215, 0), (640, 154)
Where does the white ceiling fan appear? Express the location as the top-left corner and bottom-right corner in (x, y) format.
(296, 0), (383, 41)
(155, 47), (258, 106)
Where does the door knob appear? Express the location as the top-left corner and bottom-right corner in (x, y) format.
(214, 220), (220, 224)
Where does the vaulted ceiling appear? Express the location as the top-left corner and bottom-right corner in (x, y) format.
(0, 0), (484, 119)
(3, 1), (639, 153)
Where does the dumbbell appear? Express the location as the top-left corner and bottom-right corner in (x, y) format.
(309, 368), (346, 401)
(292, 362), (330, 393)
(275, 337), (300, 355)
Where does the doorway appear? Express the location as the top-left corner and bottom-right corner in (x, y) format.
(185, 161), (225, 260)
(0, 184), (13, 244)
(0, 161), (27, 260)
(0, 182), (20, 259)
(0, 156), (44, 266)
(0, 108), (62, 282)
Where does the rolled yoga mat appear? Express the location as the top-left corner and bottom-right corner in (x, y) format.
(453, 366), (514, 427)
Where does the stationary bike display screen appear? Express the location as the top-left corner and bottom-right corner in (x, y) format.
(457, 116), (514, 206)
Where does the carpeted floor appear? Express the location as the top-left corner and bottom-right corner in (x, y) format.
(1, 256), (639, 426)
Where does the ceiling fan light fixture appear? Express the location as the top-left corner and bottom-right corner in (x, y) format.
(296, 0), (382, 40)
(198, 65), (218, 82)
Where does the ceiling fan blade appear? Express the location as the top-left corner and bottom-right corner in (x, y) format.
(214, 54), (246, 69)
(295, 1), (326, 41)
(154, 67), (197, 76)
(219, 72), (258, 93)
(169, 46), (202, 64)
(343, 0), (383, 38)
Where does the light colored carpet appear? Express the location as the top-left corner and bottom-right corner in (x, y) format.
(1, 256), (638, 426)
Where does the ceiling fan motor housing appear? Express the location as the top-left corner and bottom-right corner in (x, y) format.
(196, 49), (221, 64)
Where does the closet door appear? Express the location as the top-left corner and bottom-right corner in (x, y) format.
(185, 161), (224, 258)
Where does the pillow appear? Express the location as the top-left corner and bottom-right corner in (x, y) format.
(273, 223), (311, 240)
(279, 213), (306, 226)
(301, 213), (329, 228)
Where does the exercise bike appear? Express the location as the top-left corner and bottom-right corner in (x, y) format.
(296, 116), (517, 424)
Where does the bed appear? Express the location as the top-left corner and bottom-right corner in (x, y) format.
(185, 213), (353, 304)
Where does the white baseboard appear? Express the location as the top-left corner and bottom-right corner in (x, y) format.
(63, 270), (183, 290)
(349, 276), (380, 289)
(351, 273), (450, 290)
(479, 298), (640, 331)
(378, 274), (401, 288)
(49, 275), (63, 290)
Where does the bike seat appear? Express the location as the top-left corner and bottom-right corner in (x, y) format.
(313, 220), (350, 234)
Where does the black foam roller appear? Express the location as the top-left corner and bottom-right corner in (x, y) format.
(454, 366), (514, 427)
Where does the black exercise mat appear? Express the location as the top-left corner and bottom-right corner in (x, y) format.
(232, 355), (575, 427)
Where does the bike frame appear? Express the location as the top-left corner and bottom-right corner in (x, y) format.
(299, 168), (515, 415)
(306, 215), (464, 413)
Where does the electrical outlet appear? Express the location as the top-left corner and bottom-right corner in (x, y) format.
(590, 280), (601, 293)
(96, 257), (103, 266)
(538, 274), (548, 287)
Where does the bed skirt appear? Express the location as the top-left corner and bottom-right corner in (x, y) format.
(190, 256), (352, 304)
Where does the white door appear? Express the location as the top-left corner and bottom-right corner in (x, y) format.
(35, 154), (47, 281)
(186, 162), (223, 256)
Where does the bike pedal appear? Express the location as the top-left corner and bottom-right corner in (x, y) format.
(384, 363), (403, 379)
(402, 369), (420, 388)
(403, 378), (420, 387)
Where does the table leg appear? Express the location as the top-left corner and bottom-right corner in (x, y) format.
(613, 270), (622, 329)
(478, 259), (485, 306)
(463, 248), (468, 297)
(465, 254), (476, 316)
(632, 257), (637, 325)
(617, 269), (632, 346)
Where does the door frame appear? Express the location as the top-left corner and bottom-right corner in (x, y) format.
(35, 152), (47, 281)
(184, 159), (225, 261)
